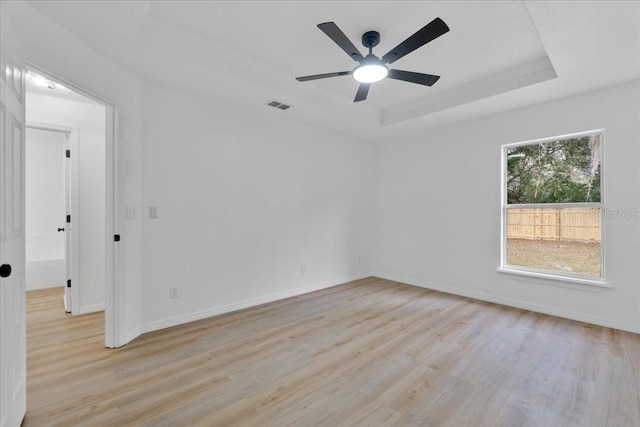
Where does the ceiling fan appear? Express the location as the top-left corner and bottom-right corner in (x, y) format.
(296, 18), (449, 102)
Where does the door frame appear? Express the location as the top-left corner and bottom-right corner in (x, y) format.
(24, 124), (79, 313)
(26, 64), (120, 348)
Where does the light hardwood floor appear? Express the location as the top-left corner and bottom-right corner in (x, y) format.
(24, 278), (640, 426)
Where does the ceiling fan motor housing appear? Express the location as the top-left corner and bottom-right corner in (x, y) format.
(362, 31), (380, 49)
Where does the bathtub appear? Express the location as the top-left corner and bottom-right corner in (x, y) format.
(26, 232), (66, 290)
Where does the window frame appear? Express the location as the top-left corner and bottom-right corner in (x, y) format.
(499, 129), (608, 287)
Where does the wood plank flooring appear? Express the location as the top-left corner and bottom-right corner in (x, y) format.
(24, 278), (640, 426)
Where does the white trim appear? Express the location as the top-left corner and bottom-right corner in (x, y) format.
(503, 128), (605, 149)
(105, 105), (118, 348)
(69, 129), (80, 314)
(506, 202), (602, 209)
(141, 274), (369, 334)
(496, 267), (609, 288)
(124, 326), (141, 345)
(500, 144), (507, 269)
(24, 122), (70, 134)
(77, 303), (105, 315)
(372, 272), (639, 334)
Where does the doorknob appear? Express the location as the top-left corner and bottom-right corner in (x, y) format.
(58, 227), (65, 232)
(0, 264), (11, 278)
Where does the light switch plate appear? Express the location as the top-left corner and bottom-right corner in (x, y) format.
(149, 206), (158, 219)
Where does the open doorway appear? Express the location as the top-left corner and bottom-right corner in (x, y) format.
(25, 127), (69, 309)
(25, 67), (113, 329)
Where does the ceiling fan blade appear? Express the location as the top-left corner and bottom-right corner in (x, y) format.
(317, 22), (365, 62)
(381, 18), (449, 64)
(296, 71), (351, 82)
(354, 83), (370, 102)
(387, 69), (440, 86)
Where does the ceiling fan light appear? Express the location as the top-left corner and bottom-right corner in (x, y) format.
(353, 63), (388, 83)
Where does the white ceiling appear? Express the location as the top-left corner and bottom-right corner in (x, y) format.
(25, 0), (640, 141)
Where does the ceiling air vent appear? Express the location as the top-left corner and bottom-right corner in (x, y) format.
(267, 100), (292, 110)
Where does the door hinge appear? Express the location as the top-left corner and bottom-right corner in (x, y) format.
(66, 215), (71, 223)
(67, 279), (71, 288)
(66, 149), (70, 158)
(114, 234), (121, 242)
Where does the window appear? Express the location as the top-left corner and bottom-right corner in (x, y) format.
(501, 130), (604, 284)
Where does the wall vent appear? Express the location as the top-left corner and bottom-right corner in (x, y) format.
(267, 100), (291, 110)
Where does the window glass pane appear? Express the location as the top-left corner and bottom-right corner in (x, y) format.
(506, 207), (601, 276)
(507, 135), (601, 204)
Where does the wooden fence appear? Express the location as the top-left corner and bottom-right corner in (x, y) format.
(507, 208), (601, 242)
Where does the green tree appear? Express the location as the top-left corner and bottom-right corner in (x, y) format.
(507, 137), (600, 204)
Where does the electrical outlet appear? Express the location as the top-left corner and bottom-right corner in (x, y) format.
(126, 205), (137, 219)
(169, 287), (178, 299)
(149, 206), (158, 219)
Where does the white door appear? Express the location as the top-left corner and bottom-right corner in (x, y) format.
(0, 7), (27, 427)
(63, 134), (72, 312)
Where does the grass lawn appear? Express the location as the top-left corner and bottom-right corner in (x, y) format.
(506, 238), (601, 276)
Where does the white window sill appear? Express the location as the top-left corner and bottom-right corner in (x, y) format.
(497, 267), (610, 290)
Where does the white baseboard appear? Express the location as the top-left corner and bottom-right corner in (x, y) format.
(77, 303), (105, 315)
(123, 326), (141, 347)
(372, 272), (640, 335)
(141, 274), (370, 334)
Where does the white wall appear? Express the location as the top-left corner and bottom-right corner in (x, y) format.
(372, 80), (640, 333)
(25, 127), (66, 290)
(26, 93), (106, 313)
(140, 81), (373, 331)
